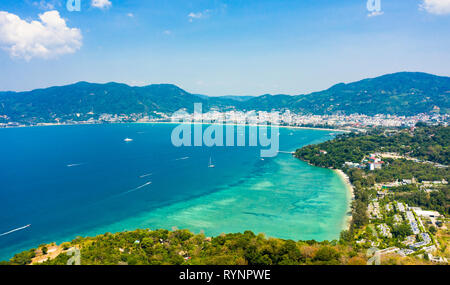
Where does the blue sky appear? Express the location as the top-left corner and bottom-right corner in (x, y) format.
(0, 0), (449, 96)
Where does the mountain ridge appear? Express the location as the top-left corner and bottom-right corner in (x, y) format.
(0, 72), (449, 124)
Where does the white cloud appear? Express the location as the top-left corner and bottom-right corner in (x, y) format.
(188, 10), (212, 22)
(127, 13), (134, 18)
(91, 0), (112, 9)
(188, 12), (203, 22)
(163, 30), (172, 35)
(420, 0), (450, 15)
(187, 5), (226, 22)
(0, 10), (82, 60)
(367, 11), (384, 17)
(188, 12), (203, 19)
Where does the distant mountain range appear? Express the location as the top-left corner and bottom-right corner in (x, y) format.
(0, 72), (449, 124)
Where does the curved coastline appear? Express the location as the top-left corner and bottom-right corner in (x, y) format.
(333, 169), (355, 230)
(134, 121), (350, 132)
(1, 121), (350, 133)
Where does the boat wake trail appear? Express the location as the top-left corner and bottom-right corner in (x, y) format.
(121, 181), (152, 195)
(101, 181), (153, 202)
(0, 224), (31, 237)
(67, 163), (83, 167)
(175, 157), (189, 161)
(139, 173), (152, 178)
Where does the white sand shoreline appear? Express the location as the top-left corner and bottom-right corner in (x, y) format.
(1, 121), (350, 133)
(334, 169), (355, 231)
(134, 121), (350, 132)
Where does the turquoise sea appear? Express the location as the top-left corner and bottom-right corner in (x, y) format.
(0, 123), (350, 261)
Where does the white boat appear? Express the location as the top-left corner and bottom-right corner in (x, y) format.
(208, 157), (215, 168)
(124, 138), (133, 142)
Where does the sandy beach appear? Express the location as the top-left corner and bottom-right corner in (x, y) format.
(334, 169), (355, 230)
(3, 121), (351, 133)
(135, 121), (350, 133)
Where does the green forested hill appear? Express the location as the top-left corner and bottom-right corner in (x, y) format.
(0, 72), (449, 124)
(285, 72), (450, 115)
(0, 82), (236, 123)
(295, 125), (450, 167)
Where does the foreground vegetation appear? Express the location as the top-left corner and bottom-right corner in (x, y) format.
(2, 228), (440, 265)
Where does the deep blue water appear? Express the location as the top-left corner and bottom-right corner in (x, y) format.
(0, 123), (348, 261)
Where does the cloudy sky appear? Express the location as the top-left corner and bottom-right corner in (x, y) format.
(0, 0), (449, 96)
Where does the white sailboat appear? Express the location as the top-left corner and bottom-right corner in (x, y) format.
(208, 157), (215, 168)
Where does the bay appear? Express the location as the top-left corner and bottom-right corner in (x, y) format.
(0, 123), (349, 260)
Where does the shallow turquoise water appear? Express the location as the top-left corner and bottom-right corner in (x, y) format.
(0, 123), (349, 260)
